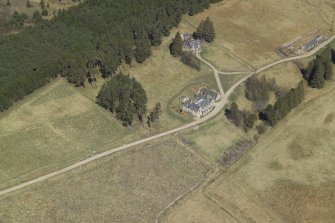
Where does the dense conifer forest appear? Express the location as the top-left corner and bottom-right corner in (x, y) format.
(0, 0), (222, 111)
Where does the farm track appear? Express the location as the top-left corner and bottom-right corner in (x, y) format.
(0, 34), (334, 197)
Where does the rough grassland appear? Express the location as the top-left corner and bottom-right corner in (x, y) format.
(0, 139), (211, 223)
(183, 0), (334, 69)
(0, 78), (144, 190)
(203, 82), (335, 223)
(177, 111), (248, 163)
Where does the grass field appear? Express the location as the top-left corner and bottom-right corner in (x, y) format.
(182, 0), (334, 69)
(0, 78), (146, 190)
(0, 139), (211, 223)
(198, 81), (335, 223)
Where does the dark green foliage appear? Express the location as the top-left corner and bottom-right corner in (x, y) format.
(302, 48), (334, 88)
(309, 59), (325, 88)
(170, 32), (183, 57)
(32, 10), (42, 23)
(193, 21), (204, 40)
(226, 103), (257, 131)
(245, 76), (276, 111)
(96, 73), (147, 126)
(6, 0), (11, 6)
(181, 52), (201, 70)
(0, 0), (220, 111)
(203, 17), (215, 42)
(41, 8), (48, 16)
(262, 104), (277, 126)
(225, 102), (243, 127)
(26, 0), (33, 8)
(244, 113), (257, 130)
(147, 102), (162, 128)
(135, 30), (152, 63)
(260, 81), (305, 126)
(10, 11), (28, 28)
(194, 17), (215, 42)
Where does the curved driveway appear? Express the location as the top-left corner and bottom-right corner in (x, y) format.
(0, 34), (334, 197)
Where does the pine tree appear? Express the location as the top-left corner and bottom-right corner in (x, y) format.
(302, 60), (315, 80)
(6, 0), (11, 6)
(169, 32), (183, 57)
(203, 17), (215, 42)
(149, 28), (162, 46)
(263, 104), (277, 126)
(225, 102), (243, 127)
(147, 102), (162, 128)
(135, 32), (151, 63)
(309, 59), (325, 88)
(324, 59), (333, 80)
(194, 21), (204, 40)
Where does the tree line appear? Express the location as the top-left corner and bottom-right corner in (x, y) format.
(0, 0), (222, 111)
(302, 48), (334, 88)
(260, 81), (304, 126)
(226, 80), (305, 132)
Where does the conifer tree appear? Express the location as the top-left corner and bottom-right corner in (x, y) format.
(309, 59), (325, 88)
(135, 31), (151, 63)
(203, 17), (215, 42)
(169, 32), (183, 57)
(263, 104), (277, 126)
(194, 21), (204, 40)
(147, 102), (162, 128)
(6, 0), (11, 6)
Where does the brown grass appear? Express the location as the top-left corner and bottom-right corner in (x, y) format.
(183, 0), (334, 69)
(0, 139), (211, 223)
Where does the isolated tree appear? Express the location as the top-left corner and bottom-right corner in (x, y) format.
(203, 17), (215, 42)
(147, 102), (162, 128)
(26, 0), (33, 8)
(170, 32), (183, 57)
(6, 0), (11, 6)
